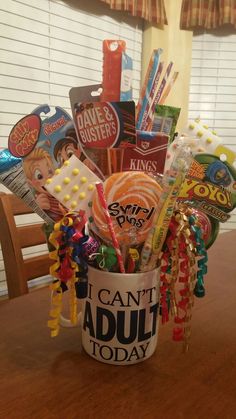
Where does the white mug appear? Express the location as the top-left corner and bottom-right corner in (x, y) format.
(80, 266), (160, 365)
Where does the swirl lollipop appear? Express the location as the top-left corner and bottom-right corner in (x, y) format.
(91, 171), (162, 246)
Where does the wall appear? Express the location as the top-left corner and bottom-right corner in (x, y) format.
(142, 0), (193, 132)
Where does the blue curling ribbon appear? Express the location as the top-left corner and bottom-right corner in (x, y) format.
(0, 149), (21, 173)
(189, 215), (208, 298)
(59, 221), (88, 299)
(72, 234), (88, 299)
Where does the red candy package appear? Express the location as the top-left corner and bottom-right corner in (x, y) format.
(101, 40), (126, 102)
(122, 130), (169, 175)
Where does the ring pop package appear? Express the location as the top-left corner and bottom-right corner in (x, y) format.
(101, 40), (126, 102)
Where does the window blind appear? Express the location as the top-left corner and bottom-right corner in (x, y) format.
(0, 0), (143, 295)
(188, 30), (236, 234)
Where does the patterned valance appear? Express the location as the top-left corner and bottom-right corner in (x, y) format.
(99, 0), (168, 25)
(180, 0), (236, 30)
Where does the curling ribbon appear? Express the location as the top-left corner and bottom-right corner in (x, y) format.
(189, 214), (208, 298)
(160, 204), (208, 351)
(47, 212), (87, 337)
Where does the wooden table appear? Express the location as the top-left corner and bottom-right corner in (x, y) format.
(1, 231), (236, 419)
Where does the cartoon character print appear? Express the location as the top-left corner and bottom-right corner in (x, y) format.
(23, 147), (65, 221)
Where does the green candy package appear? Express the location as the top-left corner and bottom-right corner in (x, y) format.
(152, 104), (181, 143)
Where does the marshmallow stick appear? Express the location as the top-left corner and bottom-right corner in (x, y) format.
(95, 182), (126, 273)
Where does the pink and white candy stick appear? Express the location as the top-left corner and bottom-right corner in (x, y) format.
(159, 71), (179, 105)
(142, 61), (173, 131)
(139, 62), (164, 131)
(95, 182), (126, 273)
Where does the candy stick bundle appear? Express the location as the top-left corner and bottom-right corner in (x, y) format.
(136, 49), (163, 129)
(136, 51), (179, 132)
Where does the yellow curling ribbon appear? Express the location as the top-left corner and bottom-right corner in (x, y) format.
(47, 281), (62, 337)
(69, 259), (79, 326)
(47, 213), (81, 337)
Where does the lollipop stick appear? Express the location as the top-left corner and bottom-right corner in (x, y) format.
(95, 182), (126, 273)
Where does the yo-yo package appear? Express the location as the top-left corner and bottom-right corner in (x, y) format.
(178, 153), (236, 248)
(122, 130), (169, 175)
(7, 105), (86, 222)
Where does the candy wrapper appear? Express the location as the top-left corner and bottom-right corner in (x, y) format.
(101, 40), (126, 102)
(0, 148), (21, 172)
(120, 52), (133, 101)
(7, 105), (94, 222)
(136, 49), (163, 130)
(165, 125), (236, 248)
(122, 130), (169, 175)
(0, 149), (53, 224)
(44, 154), (101, 214)
(166, 119), (236, 168)
(152, 104), (181, 143)
(141, 61), (174, 131)
(139, 144), (192, 272)
(179, 152), (236, 247)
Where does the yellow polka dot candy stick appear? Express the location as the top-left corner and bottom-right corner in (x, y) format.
(91, 171), (162, 246)
(44, 154), (101, 214)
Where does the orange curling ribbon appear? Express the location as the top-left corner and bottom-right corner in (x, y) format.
(173, 210), (196, 351)
(169, 237), (179, 318)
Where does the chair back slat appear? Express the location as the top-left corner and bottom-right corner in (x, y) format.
(0, 192), (51, 298)
(24, 255), (52, 281)
(10, 194), (33, 215)
(18, 224), (46, 248)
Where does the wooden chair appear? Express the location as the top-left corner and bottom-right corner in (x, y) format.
(0, 192), (52, 299)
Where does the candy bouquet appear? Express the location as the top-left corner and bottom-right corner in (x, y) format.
(1, 40), (236, 361)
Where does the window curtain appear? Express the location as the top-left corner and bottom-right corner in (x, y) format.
(180, 0), (236, 30)
(99, 0), (168, 25)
